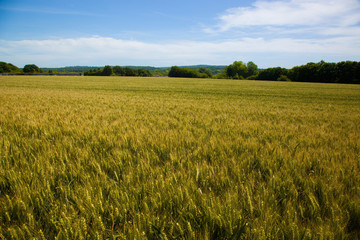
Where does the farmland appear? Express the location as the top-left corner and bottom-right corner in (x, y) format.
(0, 76), (360, 239)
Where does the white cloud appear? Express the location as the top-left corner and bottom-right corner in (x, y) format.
(0, 36), (359, 68)
(200, 0), (360, 66)
(215, 0), (360, 31)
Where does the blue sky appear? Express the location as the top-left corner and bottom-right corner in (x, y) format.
(1, 0), (359, 68)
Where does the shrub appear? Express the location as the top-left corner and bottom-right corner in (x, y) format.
(277, 75), (291, 81)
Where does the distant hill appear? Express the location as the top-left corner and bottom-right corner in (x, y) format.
(178, 64), (226, 69)
(177, 65), (226, 75)
(41, 66), (100, 73)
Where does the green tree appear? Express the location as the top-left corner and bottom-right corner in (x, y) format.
(113, 66), (125, 76)
(258, 67), (288, 81)
(225, 61), (248, 79)
(337, 61), (360, 84)
(0, 62), (21, 73)
(137, 69), (152, 77)
(290, 63), (318, 82)
(198, 67), (212, 78)
(23, 64), (41, 74)
(124, 67), (136, 76)
(168, 66), (203, 78)
(247, 61), (259, 78)
(102, 65), (113, 76)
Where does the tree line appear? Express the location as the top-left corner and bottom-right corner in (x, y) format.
(289, 61), (359, 84)
(169, 60), (360, 84)
(0, 62), (153, 77)
(84, 65), (152, 77)
(225, 60), (360, 84)
(1, 61), (359, 84)
(168, 66), (212, 78)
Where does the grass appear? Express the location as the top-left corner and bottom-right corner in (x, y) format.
(0, 75), (360, 239)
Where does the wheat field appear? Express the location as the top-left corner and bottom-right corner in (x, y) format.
(0, 76), (360, 239)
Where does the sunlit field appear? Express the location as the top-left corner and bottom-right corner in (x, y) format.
(1, 76), (360, 239)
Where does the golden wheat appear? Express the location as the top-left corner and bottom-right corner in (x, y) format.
(0, 76), (359, 239)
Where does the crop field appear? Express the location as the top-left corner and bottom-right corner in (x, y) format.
(0, 76), (360, 239)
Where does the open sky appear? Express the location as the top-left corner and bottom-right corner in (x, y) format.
(1, 0), (360, 68)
